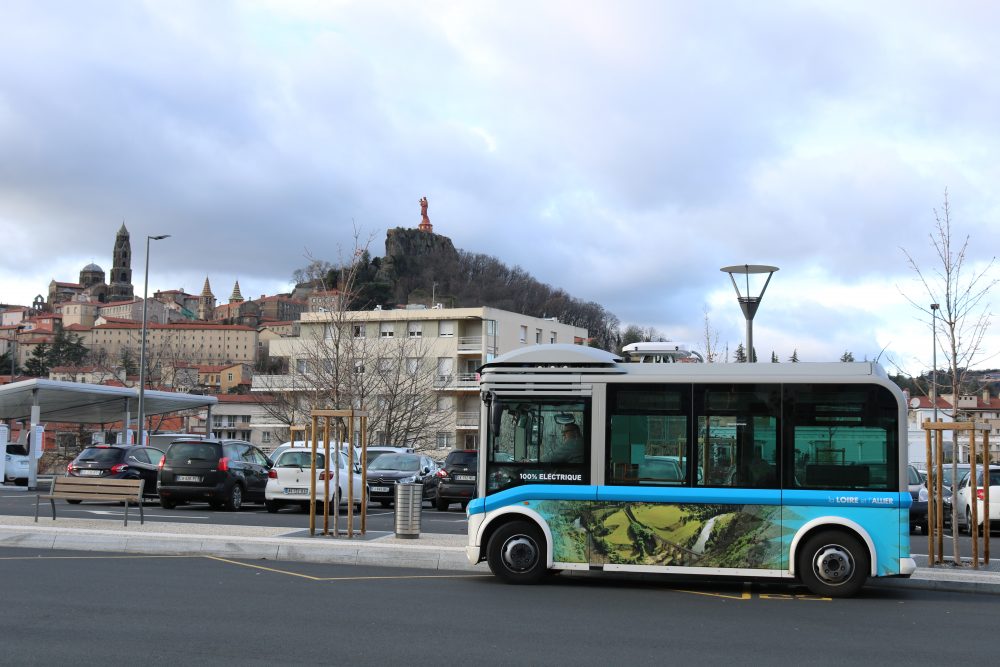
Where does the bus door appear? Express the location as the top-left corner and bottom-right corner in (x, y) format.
(486, 396), (593, 564)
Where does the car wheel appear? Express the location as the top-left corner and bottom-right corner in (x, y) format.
(159, 498), (177, 510)
(797, 530), (869, 598)
(264, 499), (281, 513)
(66, 499), (83, 505)
(226, 484), (244, 512)
(487, 520), (547, 585)
(436, 495), (450, 511)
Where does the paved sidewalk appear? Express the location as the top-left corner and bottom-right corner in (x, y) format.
(2, 514), (999, 594)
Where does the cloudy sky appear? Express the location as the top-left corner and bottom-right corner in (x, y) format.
(2, 0), (998, 376)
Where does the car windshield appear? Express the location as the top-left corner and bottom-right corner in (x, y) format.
(908, 466), (922, 485)
(369, 454), (420, 472)
(167, 442), (220, 461)
(76, 447), (123, 463)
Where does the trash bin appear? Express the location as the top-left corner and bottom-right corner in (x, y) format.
(394, 483), (422, 539)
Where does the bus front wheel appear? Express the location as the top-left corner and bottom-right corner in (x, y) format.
(487, 520), (547, 584)
(797, 530), (869, 598)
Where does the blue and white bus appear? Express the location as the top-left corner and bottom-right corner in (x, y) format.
(466, 344), (915, 597)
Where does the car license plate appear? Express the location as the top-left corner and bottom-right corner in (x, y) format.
(285, 487), (309, 495)
(371, 486), (390, 493)
(455, 474), (475, 482)
(176, 475), (202, 483)
(79, 469), (103, 476)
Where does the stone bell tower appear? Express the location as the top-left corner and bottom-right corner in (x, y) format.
(108, 223), (134, 301)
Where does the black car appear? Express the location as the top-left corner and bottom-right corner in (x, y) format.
(157, 439), (271, 511)
(366, 453), (439, 507)
(434, 449), (477, 511)
(66, 445), (165, 501)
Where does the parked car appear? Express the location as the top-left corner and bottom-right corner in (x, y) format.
(265, 447), (367, 513)
(3, 442), (30, 486)
(66, 445), (164, 501)
(917, 466), (952, 527)
(367, 453), (439, 507)
(908, 464), (928, 533)
(157, 439), (271, 511)
(433, 449), (477, 511)
(956, 465), (1000, 534)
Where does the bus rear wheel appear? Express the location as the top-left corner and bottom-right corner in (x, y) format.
(487, 520), (547, 584)
(798, 530), (869, 598)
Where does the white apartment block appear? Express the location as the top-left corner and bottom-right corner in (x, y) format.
(252, 306), (588, 451)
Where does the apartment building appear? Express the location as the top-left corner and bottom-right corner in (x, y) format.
(252, 305), (588, 451)
(83, 321), (257, 366)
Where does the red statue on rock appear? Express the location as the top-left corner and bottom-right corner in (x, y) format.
(418, 196), (433, 232)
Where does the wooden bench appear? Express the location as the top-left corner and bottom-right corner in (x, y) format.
(35, 477), (145, 526)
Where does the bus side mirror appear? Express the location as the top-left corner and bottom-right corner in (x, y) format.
(488, 392), (502, 438)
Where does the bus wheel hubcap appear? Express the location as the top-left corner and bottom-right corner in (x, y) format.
(813, 545), (853, 585)
(501, 535), (538, 572)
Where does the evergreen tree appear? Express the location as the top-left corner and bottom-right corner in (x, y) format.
(789, 349), (799, 363)
(751, 347), (758, 363)
(49, 329), (88, 367)
(24, 343), (51, 377)
(771, 351), (778, 363)
(734, 343), (747, 363)
(840, 351), (855, 362)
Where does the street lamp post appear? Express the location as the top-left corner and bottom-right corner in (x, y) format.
(136, 234), (170, 445)
(930, 303), (939, 423)
(720, 264), (779, 362)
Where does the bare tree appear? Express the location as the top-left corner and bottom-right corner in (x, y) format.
(702, 307), (721, 363)
(902, 190), (997, 415)
(255, 229), (450, 451)
(901, 189), (998, 560)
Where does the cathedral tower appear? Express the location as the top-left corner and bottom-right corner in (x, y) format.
(197, 277), (216, 320)
(108, 223), (134, 301)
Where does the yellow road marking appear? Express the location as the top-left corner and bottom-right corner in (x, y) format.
(673, 582), (830, 601)
(674, 582), (752, 600)
(204, 556), (492, 582)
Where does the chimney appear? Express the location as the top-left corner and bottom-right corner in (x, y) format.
(985, 388), (992, 403)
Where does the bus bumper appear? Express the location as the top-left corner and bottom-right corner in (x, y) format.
(466, 512), (484, 564)
(900, 557), (917, 577)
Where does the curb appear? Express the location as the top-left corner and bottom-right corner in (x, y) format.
(0, 526), (485, 573)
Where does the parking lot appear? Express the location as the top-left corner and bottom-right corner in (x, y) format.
(0, 483), (468, 537)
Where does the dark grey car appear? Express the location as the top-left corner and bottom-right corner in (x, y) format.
(157, 439), (271, 511)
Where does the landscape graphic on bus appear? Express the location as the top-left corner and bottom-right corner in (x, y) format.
(524, 499), (903, 572)
(531, 500), (784, 568)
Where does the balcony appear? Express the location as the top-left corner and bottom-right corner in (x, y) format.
(433, 373), (479, 391)
(456, 411), (480, 429)
(457, 336), (497, 355)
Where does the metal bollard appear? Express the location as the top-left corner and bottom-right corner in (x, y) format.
(394, 483), (422, 539)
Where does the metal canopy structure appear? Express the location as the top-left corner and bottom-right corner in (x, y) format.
(0, 379), (217, 423)
(0, 379), (217, 490)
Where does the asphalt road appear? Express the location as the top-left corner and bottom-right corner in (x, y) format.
(0, 545), (993, 666)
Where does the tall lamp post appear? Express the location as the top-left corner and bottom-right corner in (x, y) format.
(136, 234), (170, 445)
(721, 264), (779, 362)
(930, 303), (939, 422)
